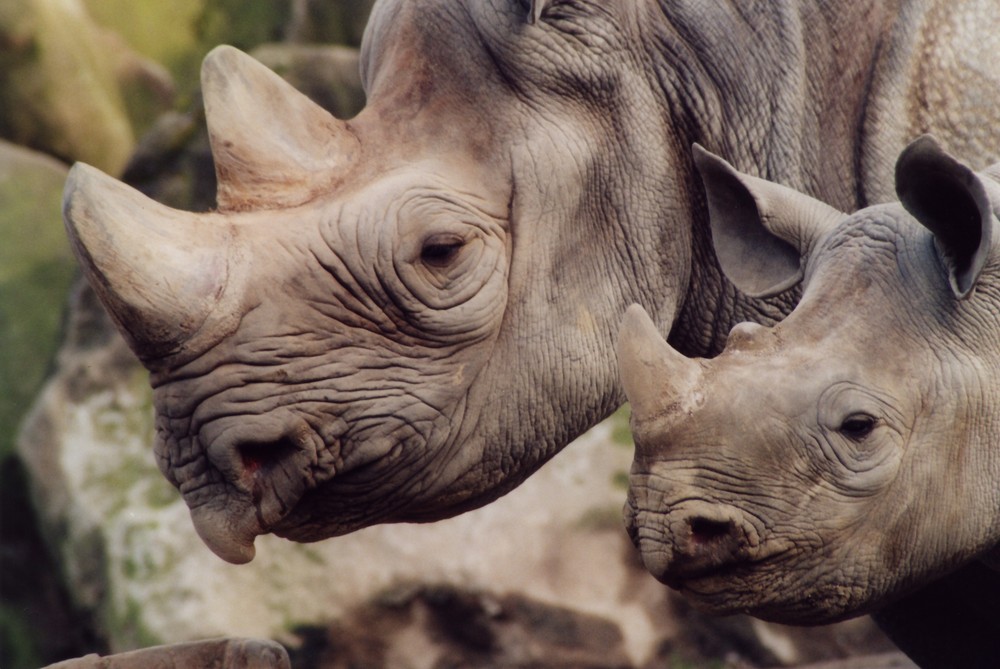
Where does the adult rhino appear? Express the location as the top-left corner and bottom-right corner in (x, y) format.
(618, 137), (1000, 666)
(62, 0), (1000, 567)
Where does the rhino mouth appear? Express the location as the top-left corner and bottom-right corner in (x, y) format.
(184, 420), (439, 561)
(178, 416), (342, 563)
(625, 497), (780, 594)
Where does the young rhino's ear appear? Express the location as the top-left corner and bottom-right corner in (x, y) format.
(895, 135), (996, 300)
(693, 145), (844, 298)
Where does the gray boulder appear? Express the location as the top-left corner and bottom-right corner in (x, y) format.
(43, 638), (290, 669)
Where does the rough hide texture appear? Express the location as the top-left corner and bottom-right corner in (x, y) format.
(22, 286), (896, 664)
(618, 138), (1000, 666)
(60, 0), (1000, 566)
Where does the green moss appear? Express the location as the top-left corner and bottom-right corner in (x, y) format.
(293, 544), (327, 566)
(119, 523), (181, 583)
(576, 505), (624, 531)
(610, 404), (634, 448)
(195, 0), (291, 52)
(0, 146), (74, 460)
(82, 0), (203, 71)
(144, 480), (178, 509)
(0, 597), (43, 669)
(107, 596), (162, 650)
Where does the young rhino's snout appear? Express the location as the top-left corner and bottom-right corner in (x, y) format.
(619, 304), (765, 584)
(625, 493), (758, 584)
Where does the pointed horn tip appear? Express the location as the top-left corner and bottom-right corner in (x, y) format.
(63, 162), (125, 241)
(202, 44), (254, 75)
(200, 44), (276, 98)
(618, 304), (660, 355)
(617, 304), (667, 406)
(63, 162), (171, 243)
(63, 161), (107, 205)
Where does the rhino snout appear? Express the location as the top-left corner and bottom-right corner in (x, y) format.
(190, 414), (337, 563)
(627, 500), (761, 585)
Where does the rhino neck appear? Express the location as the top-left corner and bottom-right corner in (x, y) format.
(646, 0), (898, 355)
(651, 0), (897, 201)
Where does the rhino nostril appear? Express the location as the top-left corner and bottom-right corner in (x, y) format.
(689, 517), (734, 546)
(238, 438), (299, 477)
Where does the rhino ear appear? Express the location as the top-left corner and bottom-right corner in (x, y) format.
(693, 144), (844, 298)
(895, 135), (995, 300)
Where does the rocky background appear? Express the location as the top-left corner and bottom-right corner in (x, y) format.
(1, 2), (908, 668)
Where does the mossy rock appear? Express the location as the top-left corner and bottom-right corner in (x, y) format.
(0, 141), (75, 459)
(0, 0), (135, 173)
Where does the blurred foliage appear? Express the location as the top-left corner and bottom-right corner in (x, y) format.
(0, 0), (136, 173)
(82, 0), (204, 78)
(196, 0), (292, 49)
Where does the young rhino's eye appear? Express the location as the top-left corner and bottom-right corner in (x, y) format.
(839, 414), (877, 441)
(421, 234), (465, 268)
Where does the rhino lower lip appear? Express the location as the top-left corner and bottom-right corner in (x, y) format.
(663, 562), (741, 589)
(192, 423), (334, 561)
(189, 497), (263, 565)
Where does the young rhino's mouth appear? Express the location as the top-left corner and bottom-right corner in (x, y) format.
(625, 497), (765, 589)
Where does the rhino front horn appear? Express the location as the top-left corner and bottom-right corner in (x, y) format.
(617, 304), (703, 438)
(63, 163), (245, 365)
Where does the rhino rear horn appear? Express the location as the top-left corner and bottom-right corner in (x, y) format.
(63, 163), (245, 365)
(895, 135), (995, 299)
(201, 45), (359, 212)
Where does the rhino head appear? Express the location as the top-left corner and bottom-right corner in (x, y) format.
(63, 1), (692, 563)
(618, 137), (1000, 623)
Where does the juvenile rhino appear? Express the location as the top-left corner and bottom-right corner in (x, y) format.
(618, 137), (1000, 665)
(63, 0), (1000, 566)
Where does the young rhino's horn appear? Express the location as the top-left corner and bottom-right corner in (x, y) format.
(63, 164), (244, 365)
(202, 45), (360, 212)
(617, 305), (703, 444)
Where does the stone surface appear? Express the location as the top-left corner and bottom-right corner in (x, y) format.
(290, 585), (633, 669)
(43, 637), (290, 669)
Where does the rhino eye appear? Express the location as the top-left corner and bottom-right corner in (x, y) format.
(421, 234), (465, 267)
(839, 414), (877, 441)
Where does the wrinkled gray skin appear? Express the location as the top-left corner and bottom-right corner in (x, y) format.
(619, 137), (1000, 665)
(62, 0), (1000, 569)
